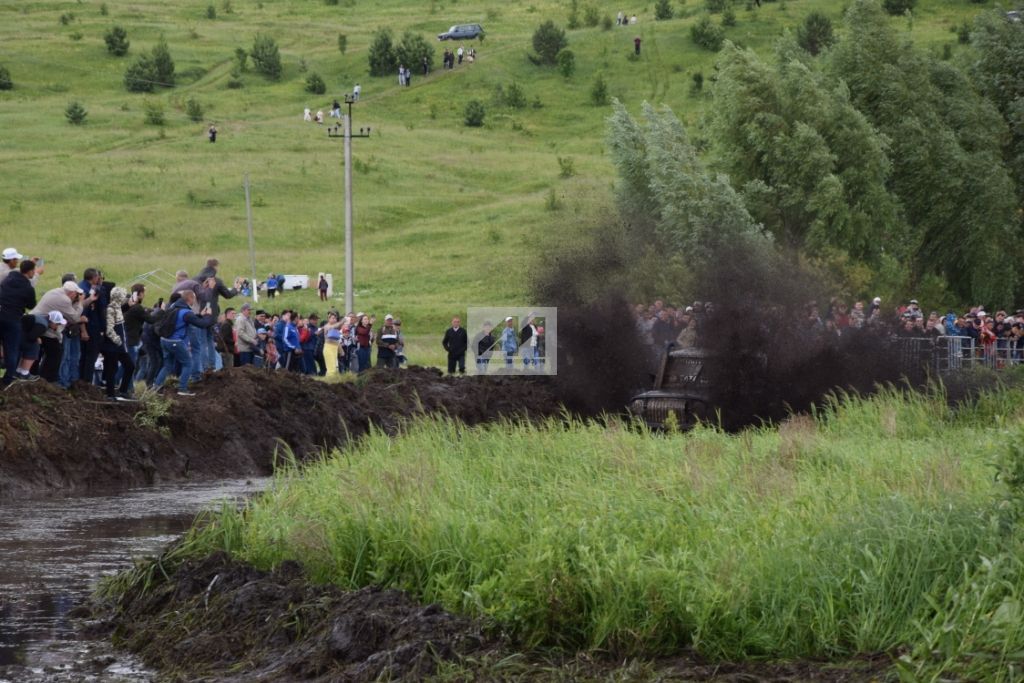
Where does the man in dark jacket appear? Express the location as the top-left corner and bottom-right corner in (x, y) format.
(77, 268), (104, 384)
(0, 260), (38, 384)
(195, 259), (239, 372)
(442, 316), (468, 374)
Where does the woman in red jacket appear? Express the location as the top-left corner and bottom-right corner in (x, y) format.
(355, 314), (373, 373)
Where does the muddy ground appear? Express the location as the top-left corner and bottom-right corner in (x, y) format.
(0, 367), (560, 498)
(84, 549), (893, 682)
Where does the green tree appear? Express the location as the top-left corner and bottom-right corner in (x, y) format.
(395, 31), (434, 73)
(655, 0), (673, 20)
(0, 65), (11, 90)
(690, 16), (724, 51)
(711, 43), (898, 262)
(882, 0), (915, 15)
(796, 12), (834, 56)
(234, 47), (248, 72)
(367, 27), (398, 76)
(185, 97), (204, 122)
(505, 82), (527, 108)
(104, 25), (130, 56)
(831, 0), (1020, 303)
(143, 99), (165, 125)
(151, 38), (175, 86)
(464, 99), (485, 127)
(583, 4), (600, 27)
(65, 101), (87, 124)
(251, 33), (282, 79)
(305, 72), (326, 94)
(123, 55), (157, 92)
(607, 101), (764, 259)
(337, 33), (348, 55)
(557, 49), (576, 78)
(532, 20), (568, 65)
(590, 75), (609, 105)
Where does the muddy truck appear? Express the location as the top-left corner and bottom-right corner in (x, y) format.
(629, 345), (715, 429)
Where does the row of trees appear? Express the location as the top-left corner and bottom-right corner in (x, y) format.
(608, 1), (1024, 305)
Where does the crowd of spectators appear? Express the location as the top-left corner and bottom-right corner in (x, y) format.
(0, 252), (407, 399)
(634, 295), (1024, 365)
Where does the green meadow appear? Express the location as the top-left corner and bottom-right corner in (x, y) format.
(0, 0), (993, 365)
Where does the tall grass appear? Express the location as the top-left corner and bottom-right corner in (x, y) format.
(180, 388), (1024, 678)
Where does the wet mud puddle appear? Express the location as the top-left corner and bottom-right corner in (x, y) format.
(0, 479), (265, 682)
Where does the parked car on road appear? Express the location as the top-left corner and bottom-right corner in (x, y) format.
(437, 23), (484, 41)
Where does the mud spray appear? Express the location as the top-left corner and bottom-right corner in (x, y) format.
(536, 223), (909, 430)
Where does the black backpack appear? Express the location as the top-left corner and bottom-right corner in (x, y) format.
(154, 307), (182, 339)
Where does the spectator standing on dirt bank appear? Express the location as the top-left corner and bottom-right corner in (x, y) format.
(234, 303), (258, 366)
(77, 268), (105, 383)
(100, 287), (135, 401)
(376, 314), (399, 369)
(355, 314), (373, 373)
(218, 308), (237, 369)
(475, 322), (494, 373)
(16, 311), (66, 382)
(153, 290), (215, 396)
(500, 317), (518, 369)
(0, 260), (38, 385)
(124, 284), (156, 379)
(31, 280), (89, 383)
(442, 316), (468, 374)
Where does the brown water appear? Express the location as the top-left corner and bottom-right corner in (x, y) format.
(0, 479), (265, 682)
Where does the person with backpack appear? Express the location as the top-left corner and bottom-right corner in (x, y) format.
(152, 290), (216, 396)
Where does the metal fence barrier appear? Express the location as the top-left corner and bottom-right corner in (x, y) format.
(933, 335), (1023, 373)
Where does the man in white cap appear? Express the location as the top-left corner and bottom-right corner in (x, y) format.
(30, 280), (95, 383)
(0, 247), (44, 289)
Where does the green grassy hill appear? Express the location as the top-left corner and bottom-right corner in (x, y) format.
(0, 0), (990, 363)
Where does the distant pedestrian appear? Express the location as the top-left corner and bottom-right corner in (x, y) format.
(404, 66), (412, 87)
(315, 110), (324, 124)
(208, 124), (217, 143)
(304, 107), (312, 122)
(457, 45), (464, 65)
(616, 10), (624, 25)
(422, 56), (429, 75)
(630, 14), (637, 24)
(318, 275), (329, 302)
(398, 64), (406, 86)
(352, 83), (361, 101)
(634, 36), (641, 55)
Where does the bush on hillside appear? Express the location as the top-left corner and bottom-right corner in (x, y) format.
(396, 31), (434, 73)
(338, 33), (347, 55)
(65, 101), (87, 125)
(251, 33), (282, 79)
(591, 75), (609, 105)
(882, 0), (916, 15)
(722, 8), (737, 26)
(0, 65), (12, 90)
(655, 0), (674, 20)
(367, 27), (398, 76)
(185, 97), (204, 122)
(234, 47), (248, 71)
(705, 0), (727, 12)
(123, 55), (157, 92)
(104, 25), (130, 56)
(567, 0), (580, 29)
(602, 14), (614, 30)
(691, 16), (725, 51)
(796, 11), (834, 56)
(151, 38), (175, 86)
(505, 82), (527, 108)
(206, 4), (217, 19)
(583, 4), (600, 27)
(143, 99), (165, 125)
(464, 100), (485, 127)
(558, 49), (576, 78)
(532, 20), (568, 65)
(305, 72), (326, 94)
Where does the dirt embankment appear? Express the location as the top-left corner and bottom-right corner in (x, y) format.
(86, 550), (893, 682)
(0, 367), (559, 498)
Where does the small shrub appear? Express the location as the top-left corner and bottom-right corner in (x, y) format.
(104, 25), (129, 56)
(143, 99), (165, 125)
(583, 4), (600, 27)
(956, 22), (970, 45)
(0, 65), (12, 90)
(531, 96), (543, 109)
(691, 71), (704, 93)
(544, 187), (561, 211)
(505, 82), (527, 108)
(691, 16), (725, 51)
(338, 33), (348, 55)
(226, 77), (243, 89)
(124, 55), (157, 92)
(234, 47), (248, 71)
(590, 75), (609, 105)
(65, 101), (88, 124)
(325, 0), (340, 5)
(464, 99), (485, 127)
(941, 43), (953, 61)
(305, 72), (326, 94)
(557, 49), (576, 78)
(137, 226), (157, 240)
(655, 0), (673, 20)
(151, 38), (175, 85)
(298, 57), (308, 73)
(796, 11), (834, 56)
(185, 97), (204, 122)
(567, 0), (580, 29)
(99, 3), (108, 16)
(705, 0), (726, 12)
(69, 31), (83, 41)
(206, 4), (216, 18)
(601, 14), (614, 30)
(532, 20), (568, 65)
(251, 33), (282, 79)
(221, 0), (233, 13)
(557, 156), (576, 178)
(882, 0), (915, 15)
(59, 12), (75, 25)
(722, 8), (736, 26)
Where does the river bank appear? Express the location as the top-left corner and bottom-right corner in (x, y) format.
(0, 367), (559, 498)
